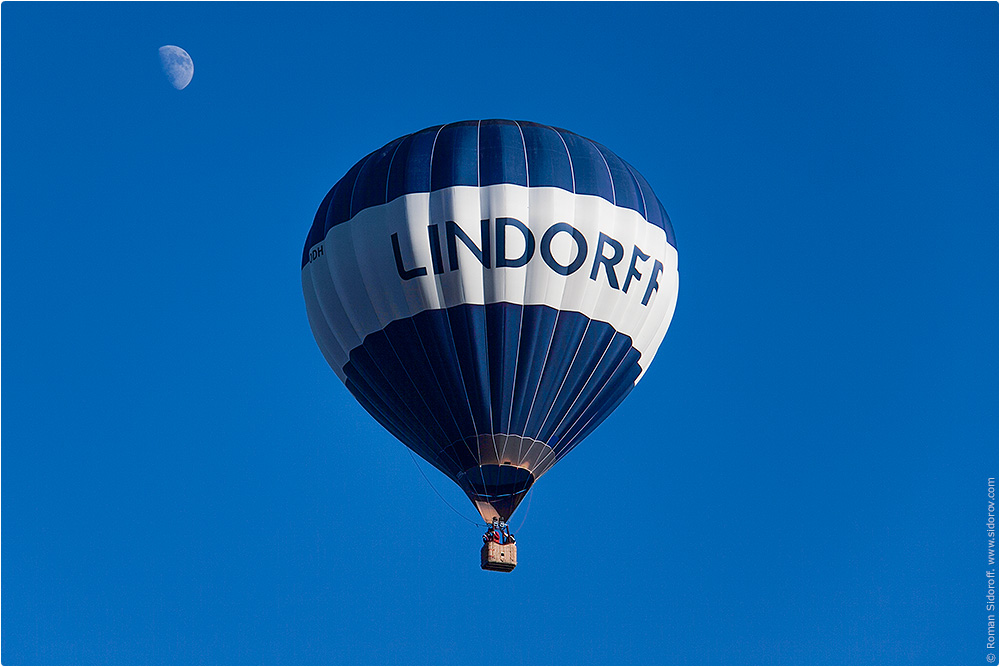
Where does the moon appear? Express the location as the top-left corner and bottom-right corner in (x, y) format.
(158, 45), (193, 90)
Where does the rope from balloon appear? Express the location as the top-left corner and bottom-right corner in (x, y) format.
(406, 449), (483, 527)
(514, 488), (533, 534)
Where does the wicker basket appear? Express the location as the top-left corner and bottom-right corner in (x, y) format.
(481, 542), (517, 572)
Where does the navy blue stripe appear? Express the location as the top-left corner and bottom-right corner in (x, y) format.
(625, 161), (677, 249)
(444, 304), (493, 436)
(522, 311), (591, 439)
(386, 125), (440, 202)
(550, 332), (634, 445)
(341, 303), (643, 516)
(556, 128), (615, 201)
(487, 303), (521, 434)
(407, 308), (478, 442)
(324, 156), (369, 238)
(346, 377), (461, 482)
(351, 136), (405, 217)
(506, 305), (558, 436)
(657, 200), (677, 249)
(479, 120), (527, 188)
(536, 323), (617, 443)
(344, 346), (453, 475)
(364, 331), (453, 448)
(431, 121), (479, 191)
(386, 317), (465, 448)
(595, 143), (644, 217)
(303, 120), (675, 266)
(560, 348), (642, 453)
(519, 121), (574, 190)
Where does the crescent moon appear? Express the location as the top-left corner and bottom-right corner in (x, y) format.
(158, 45), (194, 90)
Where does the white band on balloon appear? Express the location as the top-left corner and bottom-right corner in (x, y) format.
(302, 184), (678, 382)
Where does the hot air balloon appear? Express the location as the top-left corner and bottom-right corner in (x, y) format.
(301, 120), (678, 570)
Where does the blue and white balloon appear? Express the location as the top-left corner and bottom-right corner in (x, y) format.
(302, 120), (678, 522)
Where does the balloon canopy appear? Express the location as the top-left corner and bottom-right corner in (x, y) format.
(302, 120), (678, 523)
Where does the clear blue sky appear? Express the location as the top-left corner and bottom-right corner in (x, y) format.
(3, 2), (997, 665)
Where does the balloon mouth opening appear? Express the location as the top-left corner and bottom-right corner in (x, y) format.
(459, 464), (534, 522)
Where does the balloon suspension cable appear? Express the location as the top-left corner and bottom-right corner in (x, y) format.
(406, 449), (483, 527)
(513, 488), (533, 534)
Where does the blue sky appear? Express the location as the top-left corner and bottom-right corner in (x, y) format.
(2, 2), (997, 665)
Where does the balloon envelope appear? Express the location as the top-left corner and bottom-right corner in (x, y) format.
(302, 120), (678, 522)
